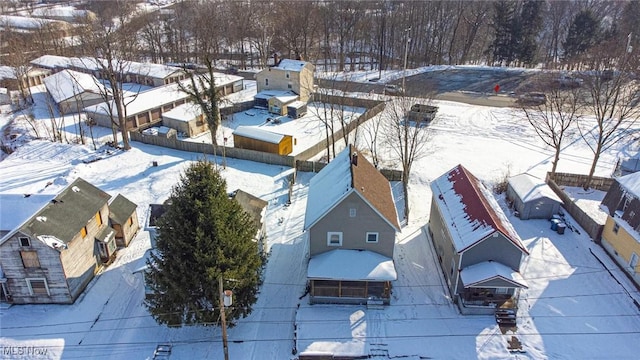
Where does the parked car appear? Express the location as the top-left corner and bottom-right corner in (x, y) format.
(516, 92), (546, 106)
(555, 74), (583, 88)
(384, 84), (404, 95)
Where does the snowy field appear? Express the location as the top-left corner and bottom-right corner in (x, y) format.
(1, 67), (639, 360)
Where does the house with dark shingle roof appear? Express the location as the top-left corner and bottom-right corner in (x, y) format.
(108, 194), (139, 248)
(0, 178), (138, 304)
(428, 164), (528, 315)
(304, 145), (400, 305)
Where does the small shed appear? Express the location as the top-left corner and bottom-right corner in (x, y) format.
(407, 103), (438, 124)
(268, 93), (299, 116)
(287, 100), (307, 118)
(108, 194), (139, 247)
(162, 103), (207, 137)
(142, 126), (177, 139)
(233, 126), (293, 155)
(507, 173), (562, 220)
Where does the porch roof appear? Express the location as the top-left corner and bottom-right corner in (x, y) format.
(460, 260), (528, 289)
(308, 249), (397, 281)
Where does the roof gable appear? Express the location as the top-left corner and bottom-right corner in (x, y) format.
(43, 69), (105, 103)
(431, 164), (527, 254)
(274, 59), (312, 72)
(304, 145), (400, 231)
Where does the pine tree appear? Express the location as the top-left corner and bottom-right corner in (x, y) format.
(145, 160), (263, 327)
(490, 1), (517, 66)
(518, 0), (544, 65)
(563, 10), (600, 60)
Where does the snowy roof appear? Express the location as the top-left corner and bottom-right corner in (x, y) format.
(0, 194), (55, 239)
(162, 103), (202, 121)
(459, 260), (528, 288)
(254, 90), (296, 100)
(233, 126), (287, 144)
(43, 69), (106, 103)
(287, 100), (307, 109)
(618, 171), (640, 197)
(304, 145), (400, 231)
(508, 173), (562, 203)
(84, 82), (187, 117)
(30, 54), (72, 69)
(0, 15), (68, 30)
(430, 164), (527, 254)
(275, 59), (310, 72)
(307, 249), (397, 281)
(0, 66), (16, 80)
(26, 6), (92, 19)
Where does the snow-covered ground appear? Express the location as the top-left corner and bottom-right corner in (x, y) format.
(1, 67), (639, 360)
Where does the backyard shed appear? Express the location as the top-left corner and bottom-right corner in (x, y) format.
(161, 103), (207, 137)
(407, 103), (438, 124)
(233, 126), (293, 155)
(507, 173), (562, 220)
(287, 100), (307, 118)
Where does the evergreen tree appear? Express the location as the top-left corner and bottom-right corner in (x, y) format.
(563, 10), (600, 60)
(145, 160), (263, 327)
(490, 1), (517, 65)
(518, 0), (544, 65)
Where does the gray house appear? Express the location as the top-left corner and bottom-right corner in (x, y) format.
(507, 173), (562, 220)
(428, 165), (529, 314)
(0, 178), (114, 304)
(304, 145), (400, 305)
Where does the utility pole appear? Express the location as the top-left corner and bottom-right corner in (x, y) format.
(402, 27), (411, 94)
(219, 276), (229, 360)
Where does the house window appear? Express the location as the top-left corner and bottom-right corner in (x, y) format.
(26, 278), (49, 296)
(613, 223), (620, 234)
(21, 251), (40, 268)
(288, 82), (292, 89)
(95, 212), (103, 226)
(366, 232), (379, 243)
(286, 71), (290, 78)
(349, 208), (356, 217)
(495, 287), (509, 294)
(19, 237), (30, 247)
(630, 253), (639, 272)
(327, 232), (343, 246)
(128, 217), (133, 226)
(80, 226), (88, 238)
(265, 79), (269, 86)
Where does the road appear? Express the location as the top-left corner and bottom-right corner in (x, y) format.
(317, 67), (538, 108)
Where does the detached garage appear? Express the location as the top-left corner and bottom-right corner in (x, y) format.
(507, 173), (562, 220)
(232, 126), (293, 155)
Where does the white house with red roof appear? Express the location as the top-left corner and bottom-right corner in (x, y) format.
(428, 164), (528, 314)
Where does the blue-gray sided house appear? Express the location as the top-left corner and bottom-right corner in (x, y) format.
(304, 145), (400, 305)
(0, 178), (129, 304)
(506, 173), (562, 220)
(428, 165), (529, 314)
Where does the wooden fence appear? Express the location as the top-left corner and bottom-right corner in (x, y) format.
(296, 159), (403, 182)
(546, 172), (611, 242)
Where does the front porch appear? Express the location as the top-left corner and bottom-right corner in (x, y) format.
(457, 287), (518, 315)
(309, 279), (391, 305)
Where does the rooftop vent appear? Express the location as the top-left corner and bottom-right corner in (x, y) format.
(72, 186), (80, 192)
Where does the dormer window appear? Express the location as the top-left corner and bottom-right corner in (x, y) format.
(19, 237), (30, 247)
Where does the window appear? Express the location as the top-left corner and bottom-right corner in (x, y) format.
(327, 232), (343, 246)
(26, 278), (49, 296)
(265, 79), (269, 86)
(613, 223), (620, 234)
(285, 71), (290, 78)
(495, 287), (509, 294)
(19, 237), (30, 247)
(20, 251), (40, 268)
(349, 208), (356, 217)
(128, 217), (133, 226)
(80, 226), (88, 238)
(366, 232), (379, 243)
(287, 82), (292, 89)
(630, 253), (639, 272)
(95, 212), (103, 226)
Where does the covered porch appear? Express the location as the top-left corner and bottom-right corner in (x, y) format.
(457, 260), (528, 315)
(307, 249), (397, 305)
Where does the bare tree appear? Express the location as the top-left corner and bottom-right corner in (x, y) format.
(76, 0), (139, 150)
(176, 58), (222, 147)
(520, 72), (582, 177)
(578, 35), (640, 189)
(384, 96), (433, 222)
